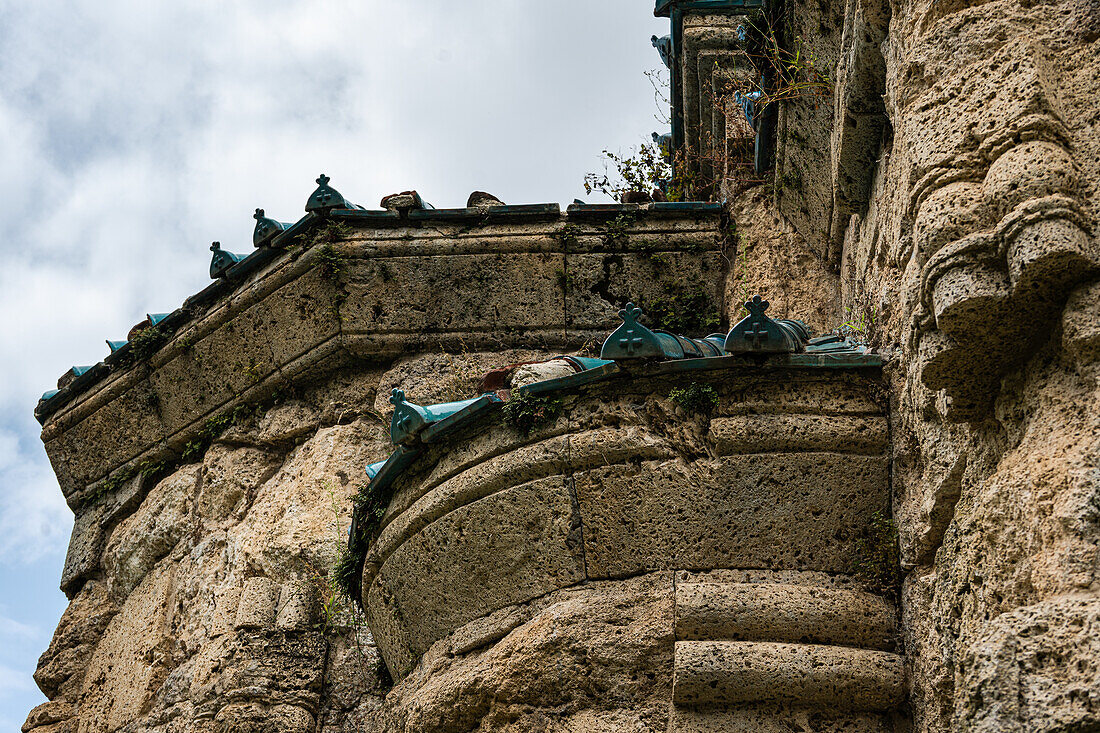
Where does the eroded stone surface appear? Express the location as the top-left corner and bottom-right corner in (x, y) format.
(673, 641), (905, 710)
(28, 0), (1100, 727)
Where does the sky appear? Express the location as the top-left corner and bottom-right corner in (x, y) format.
(0, 1), (669, 727)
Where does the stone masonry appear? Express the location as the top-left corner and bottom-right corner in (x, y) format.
(26, 0), (1100, 731)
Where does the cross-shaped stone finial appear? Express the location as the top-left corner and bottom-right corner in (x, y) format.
(617, 303), (648, 355)
(210, 241), (221, 252)
(743, 296), (771, 349)
(745, 322), (770, 349)
(254, 208), (265, 219)
(389, 388), (406, 407)
(316, 174), (330, 186)
(745, 295), (770, 318)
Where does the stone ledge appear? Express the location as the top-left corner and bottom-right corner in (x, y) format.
(675, 582), (896, 649)
(672, 641), (905, 710)
(39, 213), (725, 502)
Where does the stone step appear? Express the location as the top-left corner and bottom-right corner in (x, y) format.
(675, 581), (896, 650)
(673, 640), (904, 711)
(667, 705), (895, 733)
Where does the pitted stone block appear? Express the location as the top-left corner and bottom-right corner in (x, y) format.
(675, 582), (896, 650)
(367, 475), (585, 678)
(576, 453), (889, 578)
(710, 414), (888, 455)
(275, 583), (316, 631)
(235, 577), (280, 630)
(673, 641), (904, 711)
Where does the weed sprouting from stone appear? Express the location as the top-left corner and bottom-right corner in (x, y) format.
(503, 392), (563, 435)
(336, 475), (395, 613)
(311, 220), (352, 248)
(668, 383), (720, 416)
(639, 288), (722, 335)
(601, 212), (638, 245)
(126, 326), (170, 363)
(317, 243), (346, 283)
(837, 274), (882, 348)
(555, 268), (579, 294)
(554, 224), (582, 247)
(850, 509), (900, 596)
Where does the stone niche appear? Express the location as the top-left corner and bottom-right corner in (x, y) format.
(362, 362), (908, 731)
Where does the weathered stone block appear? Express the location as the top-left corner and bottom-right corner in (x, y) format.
(78, 566), (174, 731)
(668, 706), (893, 732)
(576, 453), (889, 578)
(566, 247), (725, 336)
(673, 640), (904, 710)
(340, 250), (568, 350)
(367, 475), (585, 678)
(235, 577), (280, 630)
(710, 414), (888, 455)
(275, 583), (316, 631)
(103, 465), (197, 599)
(21, 701), (73, 733)
(675, 582), (896, 649)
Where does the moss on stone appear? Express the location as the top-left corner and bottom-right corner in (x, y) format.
(503, 392), (563, 435)
(669, 383), (720, 416)
(850, 509), (900, 595)
(640, 288), (721, 335)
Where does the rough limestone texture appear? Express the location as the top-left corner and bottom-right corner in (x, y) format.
(725, 188), (841, 332)
(28, 0), (1100, 728)
(746, 0), (1100, 728)
(40, 211), (727, 503)
(362, 368), (900, 728)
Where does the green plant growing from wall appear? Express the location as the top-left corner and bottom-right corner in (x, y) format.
(81, 389), (292, 511)
(726, 220), (754, 320)
(554, 223), (582, 247)
(640, 287), (722, 335)
(583, 63), (733, 202)
(81, 457), (170, 510)
(737, 4), (832, 109)
(503, 392), (563, 435)
(329, 478), (397, 690)
(838, 276), (882, 348)
(311, 220), (352, 248)
(669, 383), (720, 416)
(555, 268), (579, 294)
(601, 212), (637, 245)
(310, 483), (364, 634)
(337, 475), (397, 608)
(850, 509), (900, 596)
(584, 142), (673, 203)
(776, 168), (803, 191)
(125, 326), (170, 364)
(317, 243), (346, 283)
(315, 242), (350, 322)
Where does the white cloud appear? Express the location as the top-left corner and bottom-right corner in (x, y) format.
(0, 613), (37, 641)
(0, 430), (71, 565)
(0, 663), (36, 695)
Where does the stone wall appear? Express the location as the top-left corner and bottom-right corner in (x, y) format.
(782, 0), (1100, 729)
(27, 206), (740, 732)
(27, 0), (1100, 728)
(659, 0), (1100, 726)
(361, 363), (901, 731)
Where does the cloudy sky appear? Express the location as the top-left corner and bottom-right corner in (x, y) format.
(0, 1), (669, 726)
